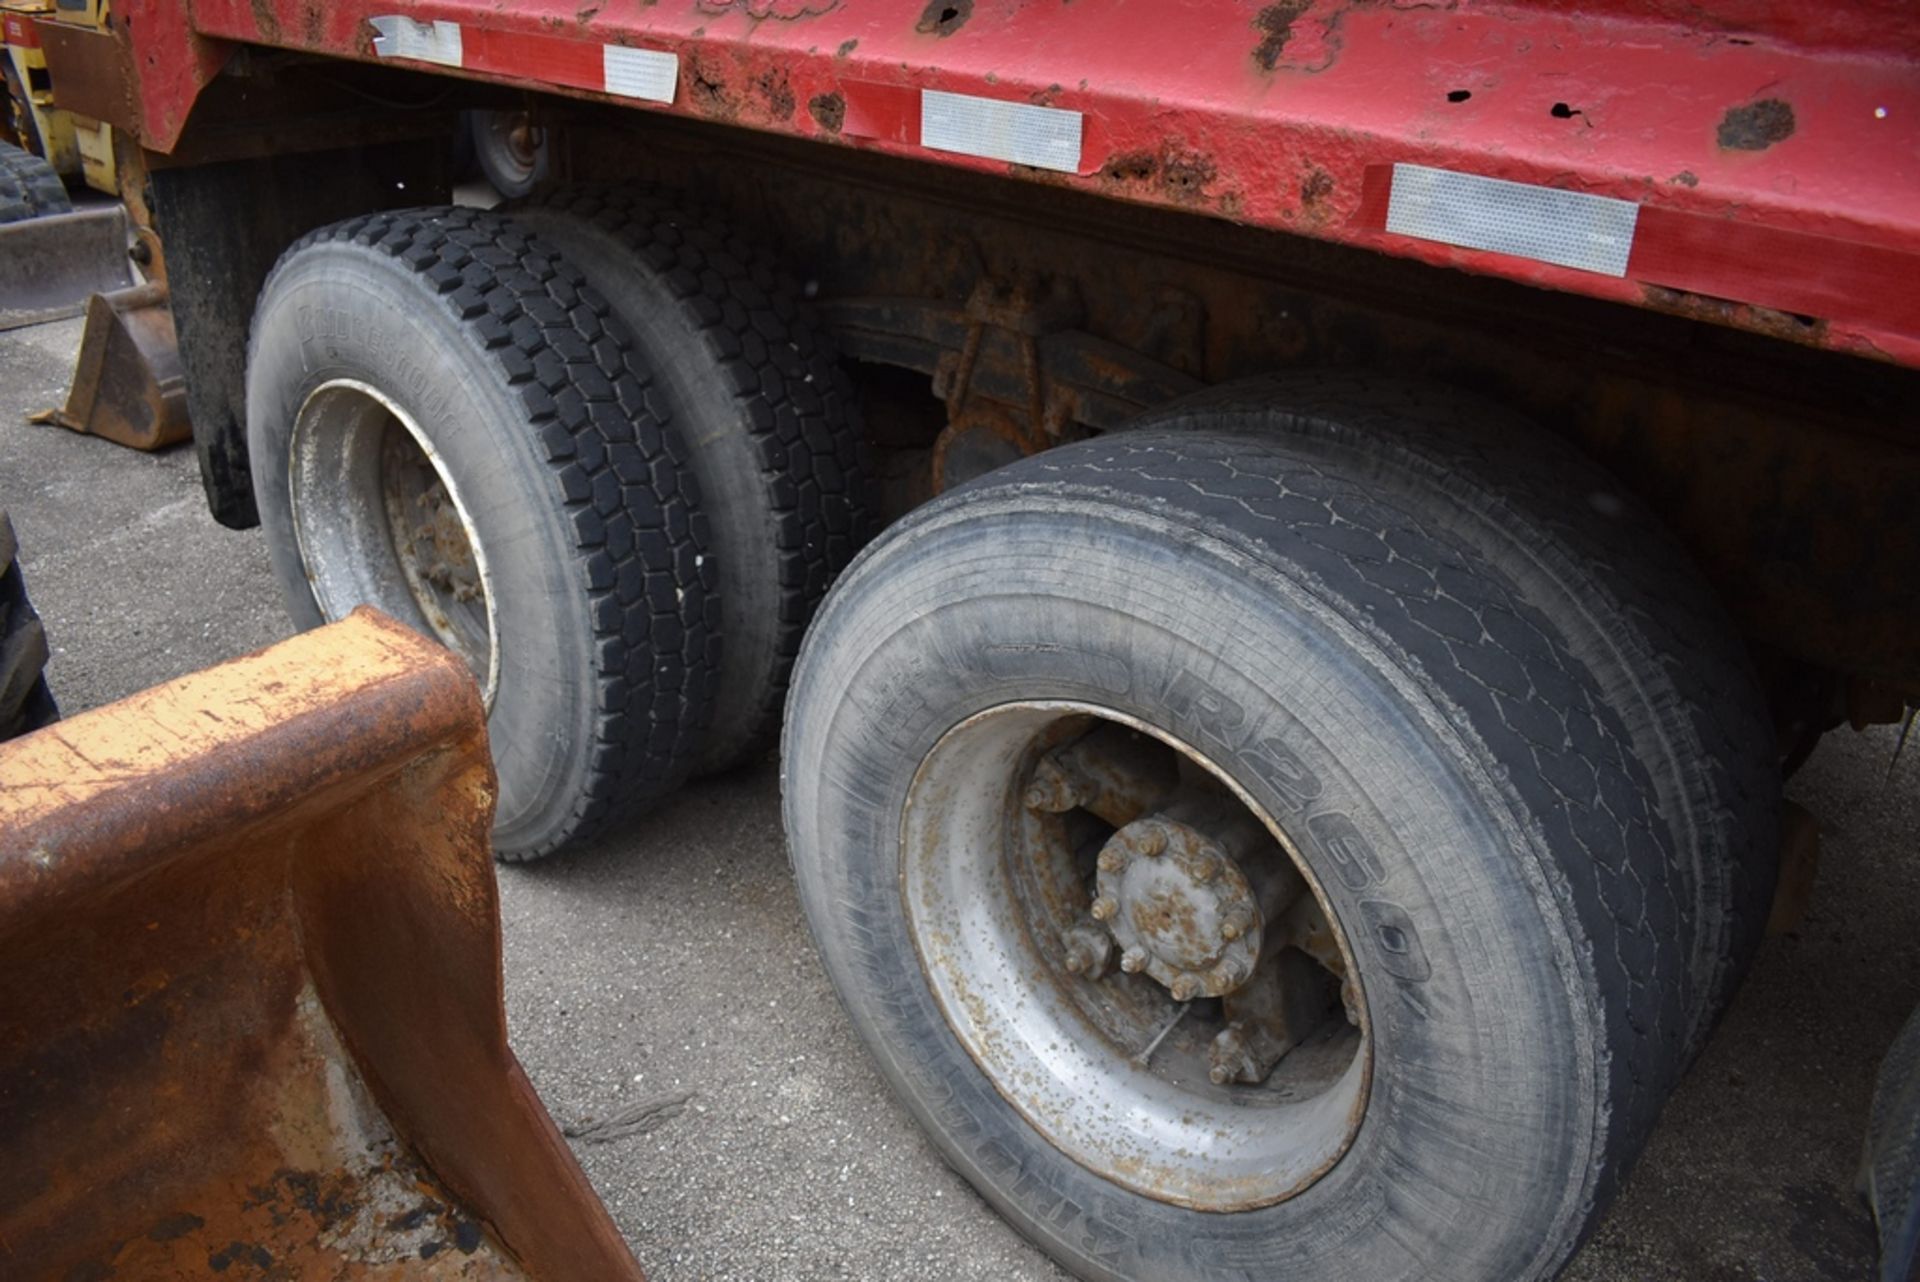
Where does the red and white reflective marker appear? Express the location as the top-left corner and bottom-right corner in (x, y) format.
(1384, 164), (1640, 278)
(920, 91), (1083, 175)
(369, 16), (460, 68)
(1363, 162), (1920, 337)
(369, 15), (679, 105)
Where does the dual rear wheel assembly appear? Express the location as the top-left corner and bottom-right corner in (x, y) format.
(784, 386), (1781, 1279)
(240, 184), (1787, 1273)
(244, 196), (869, 860)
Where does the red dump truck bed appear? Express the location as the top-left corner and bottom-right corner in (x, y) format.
(122, 0), (1920, 365)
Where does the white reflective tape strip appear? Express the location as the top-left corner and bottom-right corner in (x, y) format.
(920, 89), (1082, 174)
(603, 45), (678, 103)
(1385, 163), (1640, 277)
(369, 16), (463, 67)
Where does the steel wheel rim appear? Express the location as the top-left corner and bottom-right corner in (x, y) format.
(901, 701), (1372, 1211)
(485, 111), (544, 185)
(289, 378), (500, 705)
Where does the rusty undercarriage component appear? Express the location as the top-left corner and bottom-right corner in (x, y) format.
(1021, 722), (1352, 1089)
(0, 609), (646, 1280)
(31, 279), (192, 450)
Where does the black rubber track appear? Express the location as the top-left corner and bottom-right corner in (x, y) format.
(256, 206), (718, 858)
(506, 183), (873, 772)
(0, 140), (70, 225)
(0, 512), (58, 742)
(1130, 372), (1781, 1062)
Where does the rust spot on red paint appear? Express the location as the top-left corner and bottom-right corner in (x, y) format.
(1670, 170), (1700, 187)
(697, 0), (838, 16)
(754, 66), (795, 118)
(1251, 0), (1312, 71)
(808, 91), (845, 133)
(1642, 283), (1825, 345)
(1300, 166), (1335, 205)
(1162, 152), (1217, 202)
(247, 0), (281, 41)
(687, 59), (736, 116)
(1099, 147), (1218, 204)
(1101, 150), (1158, 183)
(916, 0), (971, 37)
(1717, 99), (1795, 151)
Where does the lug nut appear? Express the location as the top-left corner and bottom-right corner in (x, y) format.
(1097, 847), (1128, 874)
(1090, 895), (1118, 921)
(1209, 1063), (1233, 1086)
(1170, 974), (1201, 1001)
(1191, 856), (1218, 884)
(1064, 946), (1091, 974)
(1120, 947), (1148, 973)
(1023, 784), (1050, 809)
(1137, 825), (1167, 857)
(1221, 907), (1255, 941)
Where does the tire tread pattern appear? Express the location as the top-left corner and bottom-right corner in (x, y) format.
(262, 206), (718, 859)
(510, 183), (874, 770)
(1130, 372), (1781, 1059)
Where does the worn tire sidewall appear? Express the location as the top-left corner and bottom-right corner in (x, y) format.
(247, 248), (597, 852)
(785, 492), (1604, 1282)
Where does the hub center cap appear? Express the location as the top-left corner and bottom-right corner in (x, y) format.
(1093, 813), (1261, 1002)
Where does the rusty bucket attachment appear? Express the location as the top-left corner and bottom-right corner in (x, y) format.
(0, 609), (647, 1281)
(29, 280), (191, 451)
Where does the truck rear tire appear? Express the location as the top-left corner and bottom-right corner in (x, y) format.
(1131, 372), (1780, 1060)
(0, 512), (57, 742)
(246, 206), (717, 860)
(504, 185), (871, 772)
(0, 140), (69, 224)
(784, 431), (1690, 1281)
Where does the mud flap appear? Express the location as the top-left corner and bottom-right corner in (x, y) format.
(0, 609), (648, 1280)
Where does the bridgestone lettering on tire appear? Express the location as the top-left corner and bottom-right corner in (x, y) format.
(0, 140), (70, 226)
(785, 431), (1692, 1281)
(247, 206), (717, 860)
(506, 185), (872, 772)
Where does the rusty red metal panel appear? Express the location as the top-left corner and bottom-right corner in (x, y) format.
(121, 1), (1920, 366)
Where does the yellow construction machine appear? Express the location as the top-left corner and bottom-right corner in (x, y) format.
(1, 0), (187, 451)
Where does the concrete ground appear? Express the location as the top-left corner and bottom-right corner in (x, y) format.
(3, 312), (1914, 1281)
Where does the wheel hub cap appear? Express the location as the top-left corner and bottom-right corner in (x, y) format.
(1094, 815), (1261, 1001)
